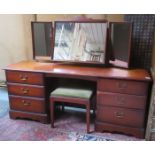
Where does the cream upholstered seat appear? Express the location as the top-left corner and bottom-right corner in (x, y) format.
(50, 87), (93, 133)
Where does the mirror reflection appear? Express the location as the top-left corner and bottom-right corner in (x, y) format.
(109, 22), (132, 68)
(32, 22), (53, 60)
(53, 21), (107, 63)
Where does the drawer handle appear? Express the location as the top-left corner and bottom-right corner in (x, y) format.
(115, 112), (124, 118)
(117, 82), (127, 90)
(21, 88), (29, 94)
(19, 75), (28, 81)
(22, 100), (31, 106)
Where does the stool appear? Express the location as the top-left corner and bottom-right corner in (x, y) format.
(50, 87), (93, 133)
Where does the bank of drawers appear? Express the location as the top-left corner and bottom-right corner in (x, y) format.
(95, 78), (149, 138)
(6, 70), (48, 123)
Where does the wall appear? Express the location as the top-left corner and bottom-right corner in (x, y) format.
(0, 14), (35, 81)
(124, 15), (155, 70)
(22, 15), (36, 60)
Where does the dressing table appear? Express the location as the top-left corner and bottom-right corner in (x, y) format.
(4, 19), (152, 138)
(5, 60), (151, 138)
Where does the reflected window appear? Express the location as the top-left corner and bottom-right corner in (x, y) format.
(53, 21), (107, 64)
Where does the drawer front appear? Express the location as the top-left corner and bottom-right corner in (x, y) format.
(6, 70), (44, 85)
(7, 83), (45, 97)
(96, 105), (145, 128)
(98, 79), (148, 95)
(9, 95), (46, 113)
(97, 91), (147, 109)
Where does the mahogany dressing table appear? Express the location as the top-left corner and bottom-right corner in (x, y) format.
(4, 19), (152, 139)
(4, 60), (152, 138)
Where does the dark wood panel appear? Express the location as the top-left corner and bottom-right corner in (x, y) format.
(98, 79), (149, 95)
(6, 70), (44, 85)
(95, 121), (145, 138)
(96, 105), (145, 128)
(97, 91), (147, 109)
(7, 83), (45, 97)
(9, 95), (46, 113)
(9, 110), (49, 124)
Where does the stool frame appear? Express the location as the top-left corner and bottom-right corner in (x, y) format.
(50, 95), (92, 133)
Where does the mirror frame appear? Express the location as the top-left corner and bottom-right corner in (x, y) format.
(31, 21), (53, 61)
(52, 19), (108, 65)
(108, 22), (132, 68)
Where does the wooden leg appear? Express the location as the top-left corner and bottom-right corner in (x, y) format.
(50, 99), (55, 128)
(91, 95), (96, 117)
(93, 105), (96, 117)
(86, 103), (90, 133)
(62, 103), (65, 112)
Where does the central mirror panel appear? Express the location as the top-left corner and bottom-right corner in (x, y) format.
(52, 20), (107, 64)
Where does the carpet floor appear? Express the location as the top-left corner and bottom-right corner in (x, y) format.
(0, 87), (142, 141)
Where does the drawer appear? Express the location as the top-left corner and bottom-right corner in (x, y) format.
(7, 83), (45, 97)
(96, 105), (145, 128)
(97, 91), (147, 109)
(9, 95), (46, 113)
(98, 79), (148, 95)
(6, 70), (44, 85)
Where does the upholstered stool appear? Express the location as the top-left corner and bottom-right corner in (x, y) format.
(50, 87), (93, 133)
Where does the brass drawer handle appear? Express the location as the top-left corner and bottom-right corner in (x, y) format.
(19, 74), (28, 81)
(115, 111), (124, 118)
(22, 100), (31, 106)
(117, 82), (127, 90)
(21, 88), (29, 94)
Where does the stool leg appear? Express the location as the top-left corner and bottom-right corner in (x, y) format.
(50, 99), (55, 128)
(62, 103), (65, 112)
(86, 103), (90, 133)
(93, 104), (96, 117)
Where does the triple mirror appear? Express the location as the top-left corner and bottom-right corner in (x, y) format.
(52, 20), (108, 64)
(31, 22), (53, 60)
(31, 20), (132, 68)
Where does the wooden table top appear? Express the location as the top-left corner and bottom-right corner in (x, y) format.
(4, 60), (152, 82)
